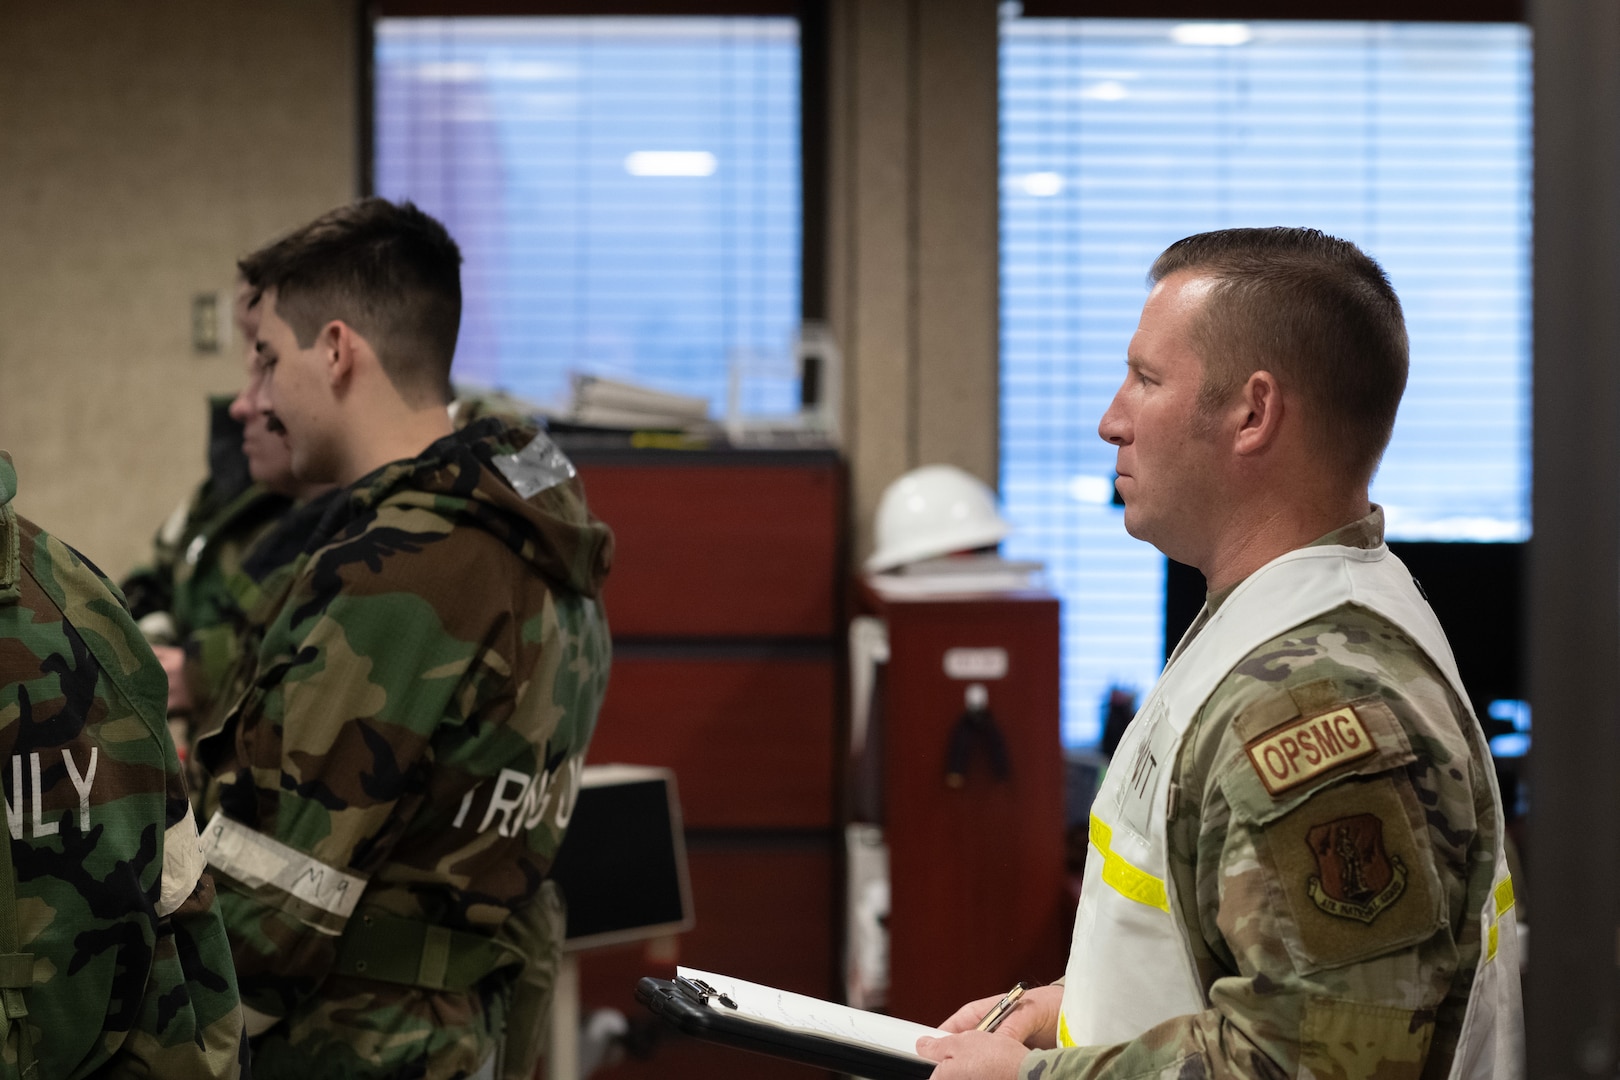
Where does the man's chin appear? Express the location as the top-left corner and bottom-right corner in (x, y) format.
(1119, 507), (1155, 546)
(245, 461), (296, 491)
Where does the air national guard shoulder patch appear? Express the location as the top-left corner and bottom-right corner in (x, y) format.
(1259, 775), (1441, 972)
(1304, 812), (1407, 923)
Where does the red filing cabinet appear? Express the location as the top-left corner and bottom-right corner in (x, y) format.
(566, 446), (845, 1080)
(854, 584), (1073, 1026)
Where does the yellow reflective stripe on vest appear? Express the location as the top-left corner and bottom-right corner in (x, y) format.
(1494, 876), (1515, 917)
(1486, 874), (1514, 962)
(1090, 813), (1171, 914)
(1057, 1010), (1076, 1048)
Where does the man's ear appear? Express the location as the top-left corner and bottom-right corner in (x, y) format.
(321, 321), (356, 387)
(1232, 369), (1284, 456)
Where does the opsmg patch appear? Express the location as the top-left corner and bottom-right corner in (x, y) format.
(1244, 706), (1375, 796)
(1304, 812), (1407, 923)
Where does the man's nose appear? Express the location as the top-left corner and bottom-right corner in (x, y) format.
(1098, 396), (1129, 445)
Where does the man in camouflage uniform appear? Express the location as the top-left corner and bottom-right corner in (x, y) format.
(180, 378), (540, 763)
(131, 295), (541, 749)
(193, 198), (613, 1080)
(0, 453), (247, 1076)
(123, 280), (334, 729)
(920, 229), (1521, 1079)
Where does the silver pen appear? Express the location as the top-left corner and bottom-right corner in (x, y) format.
(975, 981), (1031, 1033)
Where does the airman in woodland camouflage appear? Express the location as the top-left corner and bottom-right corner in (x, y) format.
(120, 394), (292, 718)
(921, 229), (1521, 1079)
(180, 375), (537, 763)
(193, 198), (612, 1080)
(124, 280), (335, 732)
(121, 395), (280, 641)
(145, 285), (549, 781)
(0, 453), (246, 1077)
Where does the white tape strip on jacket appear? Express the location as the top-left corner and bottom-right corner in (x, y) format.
(200, 811), (366, 925)
(159, 812), (207, 917)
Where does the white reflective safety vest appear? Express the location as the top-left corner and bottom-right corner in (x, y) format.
(1057, 542), (1523, 1079)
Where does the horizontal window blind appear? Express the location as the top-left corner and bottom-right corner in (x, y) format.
(374, 16), (801, 414)
(999, 17), (1531, 746)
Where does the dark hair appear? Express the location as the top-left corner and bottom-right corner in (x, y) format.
(239, 198), (462, 405)
(1150, 227), (1408, 484)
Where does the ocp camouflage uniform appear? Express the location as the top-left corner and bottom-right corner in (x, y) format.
(195, 418), (613, 1080)
(0, 452), (246, 1077)
(1026, 510), (1505, 1079)
(122, 396), (293, 718)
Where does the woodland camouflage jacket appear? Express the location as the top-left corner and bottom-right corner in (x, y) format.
(0, 453), (246, 1078)
(195, 420), (613, 1080)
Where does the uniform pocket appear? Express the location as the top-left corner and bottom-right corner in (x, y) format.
(1251, 772), (1444, 975)
(1299, 994), (1434, 1080)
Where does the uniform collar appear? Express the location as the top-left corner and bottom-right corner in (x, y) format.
(1204, 505), (1386, 613)
(1306, 504), (1385, 552)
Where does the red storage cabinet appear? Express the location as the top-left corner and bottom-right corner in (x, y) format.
(590, 655), (838, 830)
(856, 584), (1073, 1025)
(567, 446), (845, 1080)
(575, 457), (842, 638)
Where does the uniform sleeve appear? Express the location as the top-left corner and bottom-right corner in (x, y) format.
(99, 632), (248, 1078)
(205, 582), (458, 1029)
(120, 863), (251, 1077)
(1019, 680), (1481, 1080)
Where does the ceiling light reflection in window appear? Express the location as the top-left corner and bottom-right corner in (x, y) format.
(624, 151), (718, 177)
(1169, 23), (1253, 47)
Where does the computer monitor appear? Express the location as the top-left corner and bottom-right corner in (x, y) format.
(1163, 541), (1526, 709)
(548, 764), (696, 951)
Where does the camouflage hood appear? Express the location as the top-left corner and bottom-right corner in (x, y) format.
(324, 416), (613, 600)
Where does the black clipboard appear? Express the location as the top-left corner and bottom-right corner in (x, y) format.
(636, 975), (936, 1080)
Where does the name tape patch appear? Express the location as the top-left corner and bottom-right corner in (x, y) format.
(1244, 706), (1375, 796)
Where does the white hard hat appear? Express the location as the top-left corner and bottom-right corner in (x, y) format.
(866, 465), (1012, 573)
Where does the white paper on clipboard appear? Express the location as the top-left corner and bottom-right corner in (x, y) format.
(677, 966), (947, 1063)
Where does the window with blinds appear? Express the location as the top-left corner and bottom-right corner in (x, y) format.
(999, 17), (1532, 746)
(374, 16), (801, 413)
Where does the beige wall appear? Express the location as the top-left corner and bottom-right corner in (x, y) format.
(0, 1), (996, 576)
(0, 2), (358, 578)
(826, 0), (1000, 568)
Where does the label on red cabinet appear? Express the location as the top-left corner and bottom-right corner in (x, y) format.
(943, 648), (1009, 680)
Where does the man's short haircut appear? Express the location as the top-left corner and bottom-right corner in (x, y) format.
(1151, 227), (1409, 485)
(238, 198), (462, 406)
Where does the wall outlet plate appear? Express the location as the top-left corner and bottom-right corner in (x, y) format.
(191, 292), (221, 353)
